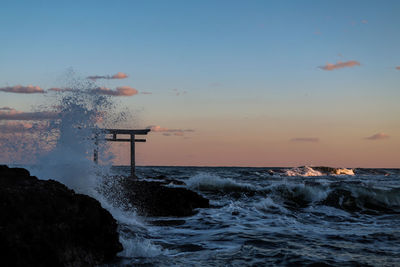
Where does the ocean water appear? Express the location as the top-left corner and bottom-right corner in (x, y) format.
(4, 84), (398, 266)
(109, 166), (400, 266)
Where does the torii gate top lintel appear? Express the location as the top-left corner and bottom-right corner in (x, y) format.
(103, 128), (151, 135)
(93, 128), (151, 178)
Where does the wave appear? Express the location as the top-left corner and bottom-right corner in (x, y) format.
(186, 172), (257, 192)
(265, 182), (400, 214)
(281, 166), (354, 177)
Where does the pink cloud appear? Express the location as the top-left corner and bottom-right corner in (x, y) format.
(361, 20), (368, 24)
(319, 60), (360, 71)
(91, 86), (138, 96)
(0, 121), (33, 133)
(365, 133), (390, 140)
(395, 66), (400, 70)
(0, 108), (57, 120)
(291, 137), (319, 143)
(147, 125), (194, 136)
(0, 85), (45, 94)
(87, 72), (128, 80)
(48, 87), (73, 92)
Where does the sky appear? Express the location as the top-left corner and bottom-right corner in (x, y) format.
(0, 0), (399, 167)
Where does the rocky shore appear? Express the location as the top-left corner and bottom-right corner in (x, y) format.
(0, 165), (123, 267)
(102, 175), (210, 217)
(0, 165), (210, 266)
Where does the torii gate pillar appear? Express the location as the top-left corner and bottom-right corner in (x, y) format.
(94, 128), (151, 177)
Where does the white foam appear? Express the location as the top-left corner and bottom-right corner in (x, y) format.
(334, 168), (354, 175)
(186, 172), (256, 192)
(255, 197), (288, 213)
(284, 166), (324, 177)
(118, 237), (164, 258)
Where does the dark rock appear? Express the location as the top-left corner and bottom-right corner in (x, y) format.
(105, 176), (209, 217)
(124, 178), (209, 217)
(146, 175), (186, 186)
(0, 165), (122, 267)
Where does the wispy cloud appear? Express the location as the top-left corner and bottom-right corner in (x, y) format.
(147, 125), (195, 136)
(92, 86), (138, 96)
(47, 87), (75, 92)
(48, 86), (138, 96)
(0, 85), (45, 94)
(140, 91), (152, 95)
(0, 108), (57, 120)
(291, 137), (319, 143)
(365, 133), (390, 140)
(396, 66), (400, 70)
(87, 72), (128, 80)
(319, 60), (360, 71)
(361, 20), (368, 24)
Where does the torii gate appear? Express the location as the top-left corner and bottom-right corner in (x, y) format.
(93, 128), (151, 177)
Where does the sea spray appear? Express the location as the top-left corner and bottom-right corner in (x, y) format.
(3, 75), (166, 259)
(28, 83), (117, 195)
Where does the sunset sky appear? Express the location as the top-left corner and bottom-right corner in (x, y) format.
(1, 0), (399, 167)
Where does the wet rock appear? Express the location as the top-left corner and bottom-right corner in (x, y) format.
(0, 165), (122, 267)
(120, 178), (209, 217)
(146, 175), (186, 186)
(103, 176), (209, 217)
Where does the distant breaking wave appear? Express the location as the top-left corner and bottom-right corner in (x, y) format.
(282, 166), (354, 177)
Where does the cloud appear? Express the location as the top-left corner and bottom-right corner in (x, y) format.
(291, 137), (319, 143)
(0, 121), (33, 133)
(0, 108), (57, 120)
(361, 20), (368, 24)
(87, 72), (128, 80)
(0, 85), (45, 94)
(365, 133), (390, 140)
(396, 66), (400, 70)
(319, 60), (360, 71)
(91, 86), (138, 96)
(147, 125), (195, 136)
(140, 92), (152, 95)
(47, 87), (75, 92)
(48, 86), (138, 96)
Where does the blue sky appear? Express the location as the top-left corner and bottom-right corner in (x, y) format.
(1, 0), (399, 166)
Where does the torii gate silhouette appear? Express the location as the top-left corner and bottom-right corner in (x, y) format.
(93, 128), (151, 177)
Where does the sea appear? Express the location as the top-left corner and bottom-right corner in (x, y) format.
(5, 87), (398, 266)
(106, 166), (400, 266)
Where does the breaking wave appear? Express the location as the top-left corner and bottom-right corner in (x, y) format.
(186, 172), (257, 192)
(261, 183), (400, 213)
(282, 166), (354, 177)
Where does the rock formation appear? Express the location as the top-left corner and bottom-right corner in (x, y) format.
(0, 165), (122, 267)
